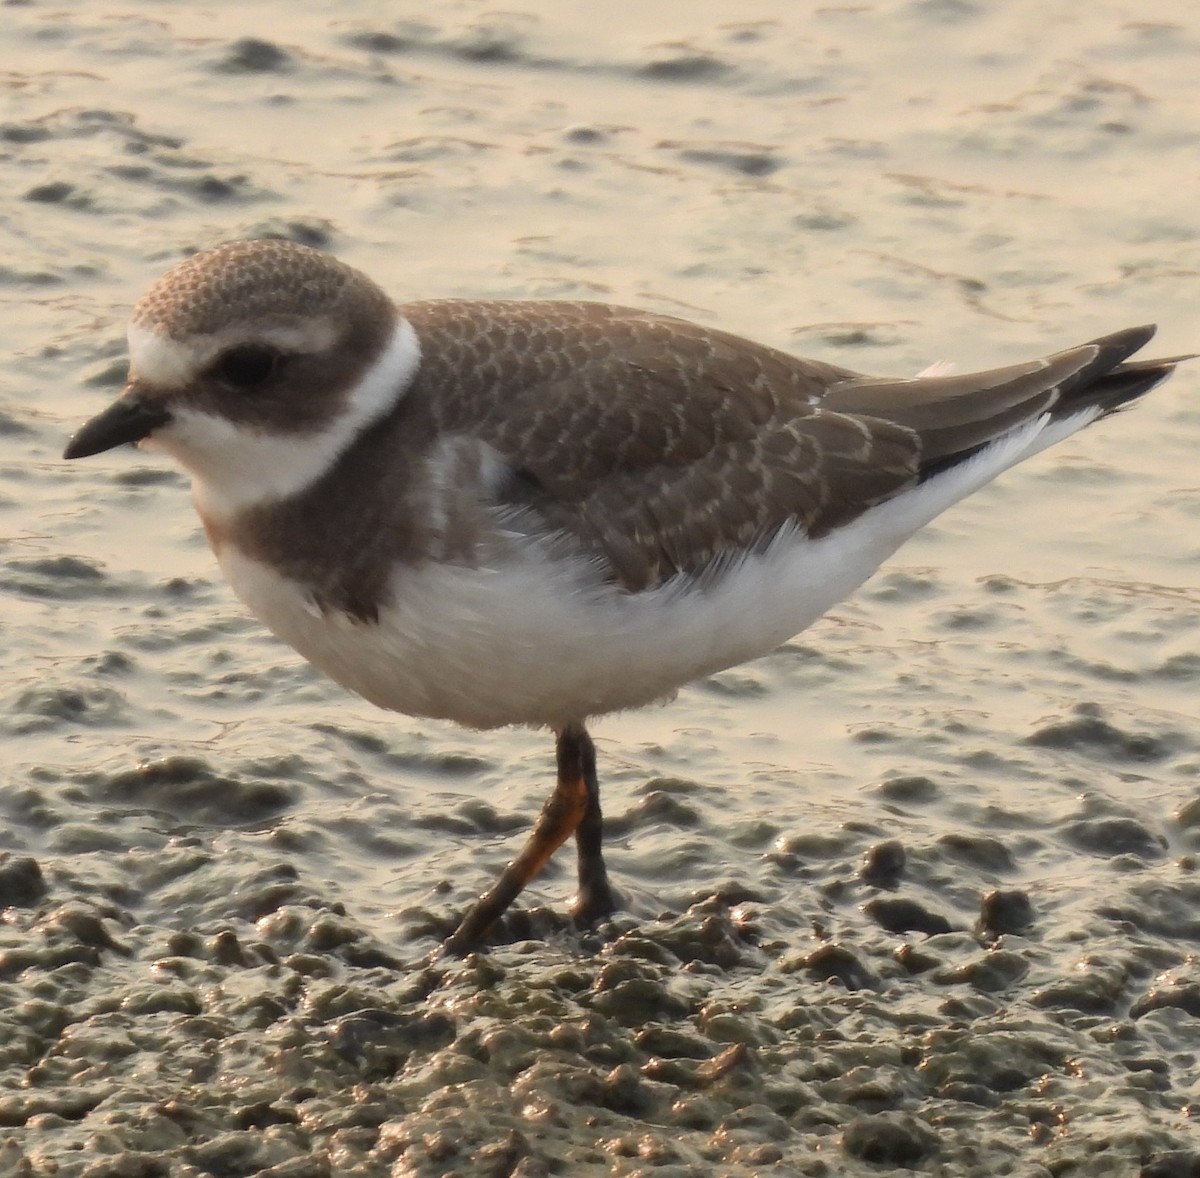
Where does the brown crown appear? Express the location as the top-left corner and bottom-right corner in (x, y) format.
(130, 239), (382, 340)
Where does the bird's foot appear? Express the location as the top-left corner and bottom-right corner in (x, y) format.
(570, 875), (619, 928)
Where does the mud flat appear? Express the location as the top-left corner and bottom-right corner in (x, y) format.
(2, 1), (1199, 1174)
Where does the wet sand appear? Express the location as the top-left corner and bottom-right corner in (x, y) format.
(3, 1), (1200, 1174)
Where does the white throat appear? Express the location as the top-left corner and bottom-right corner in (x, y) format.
(146, 318), (421, 520)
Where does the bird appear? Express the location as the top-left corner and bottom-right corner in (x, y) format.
(63, 237), (1186, 953)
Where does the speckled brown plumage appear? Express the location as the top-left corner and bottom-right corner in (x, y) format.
(131, 239), (378, 340)
(64, 239), (1186, 950)
(100, 240), (1181, 617)
(403, 298), (913, 592)
(129, 240), (396, 435)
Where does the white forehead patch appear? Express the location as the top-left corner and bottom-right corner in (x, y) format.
(146, 317), (422, 518)
(128, 325), (204, 388)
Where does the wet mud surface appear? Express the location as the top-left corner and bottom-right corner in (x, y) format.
(3, 0), (1200, 1174)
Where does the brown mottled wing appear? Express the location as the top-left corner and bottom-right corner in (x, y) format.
(529, 398), (927, 591)
(405, 299), (927, 589)
(404, 303), (1164, 592)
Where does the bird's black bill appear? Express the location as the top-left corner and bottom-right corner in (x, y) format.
(63, 395), (171, 460)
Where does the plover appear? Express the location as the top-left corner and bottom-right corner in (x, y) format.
(64, 239), (1185, 952)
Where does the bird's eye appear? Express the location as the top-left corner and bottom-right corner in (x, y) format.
(212, 344), (281, 391)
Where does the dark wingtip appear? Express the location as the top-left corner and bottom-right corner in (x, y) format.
(1071, 324), (1194, 418)
(1055, 323), (1196, 418)
(1096, 322), (1156, 346)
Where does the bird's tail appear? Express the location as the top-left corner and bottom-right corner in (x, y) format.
(1053, 324), (1191, 420)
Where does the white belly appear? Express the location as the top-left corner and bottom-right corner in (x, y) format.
(213, 418), (1066, 730)
(216, 535), (851, 730)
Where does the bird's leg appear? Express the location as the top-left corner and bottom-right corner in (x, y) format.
(443, 723), (609, 954)
(567, 723), (618, 926)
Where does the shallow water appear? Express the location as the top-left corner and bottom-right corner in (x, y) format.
(2, 0), (1199, 1174)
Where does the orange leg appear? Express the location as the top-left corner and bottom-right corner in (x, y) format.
(443, 723), (617, 955)
(569, 725), (617, 926)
